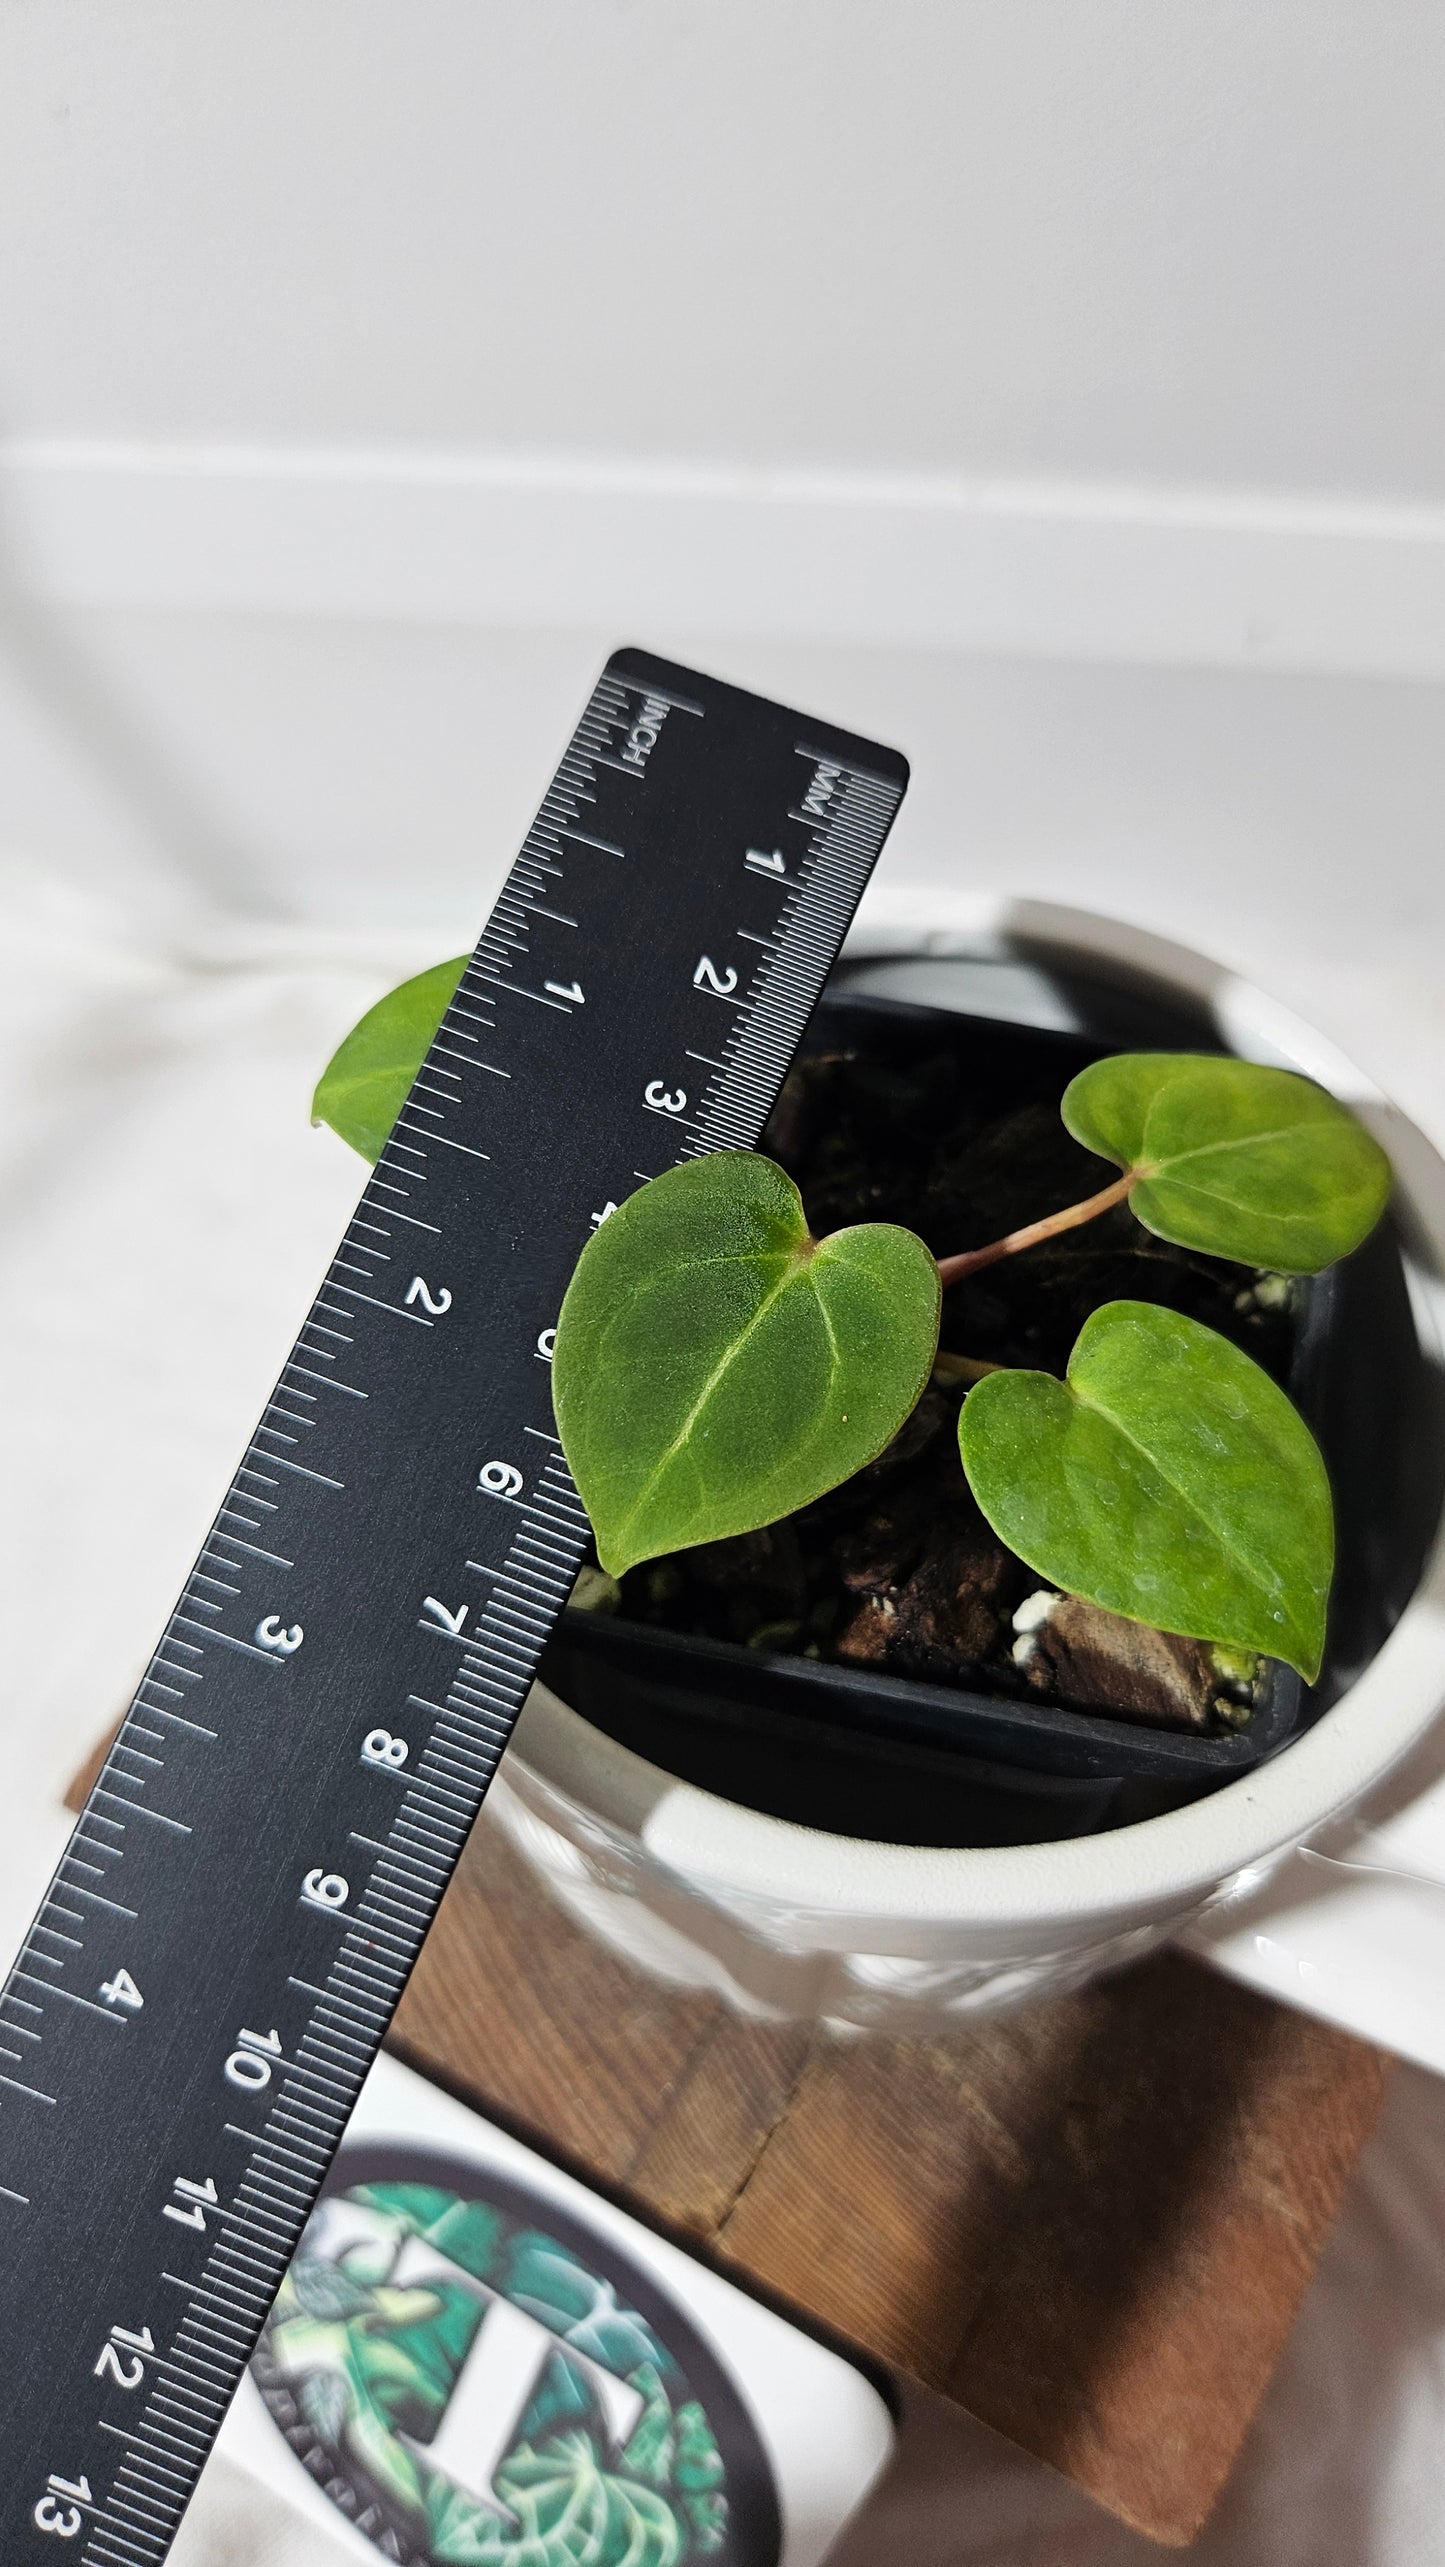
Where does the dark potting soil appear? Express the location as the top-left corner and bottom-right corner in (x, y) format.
(602, 1028), (1307, 1738)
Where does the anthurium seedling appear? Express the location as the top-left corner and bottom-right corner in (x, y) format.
(315, 973), (1392, 1686)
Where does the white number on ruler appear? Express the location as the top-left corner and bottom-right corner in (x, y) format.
(535, 1326), (557, 1362)
(163, 2174), (217, 2232)
(362, 1727), (409, 1770)
(405, 1275), (452, 1316)
(98, 1967), (143, 2012)
(93, 2325), (154, 2392)
(422, 1596), (468, 1636)
(34, 2477), (92, 2538)
(693, 956), (738, 997)
(745, 847), (787, 876)
(589, 1204), (617, 1231)
(477, 1459), (523, 1499)
(544, 979), (585, 1004)
(302, 1868), (350, 1915)
(225, 2025), (282, 2091)
(645, 1081), (687, 1115)
(255, 1615), (304, 1655)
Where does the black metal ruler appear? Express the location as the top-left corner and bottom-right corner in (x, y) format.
(0, 649), (908, 2558)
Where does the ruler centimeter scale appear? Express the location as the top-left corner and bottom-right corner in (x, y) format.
(0, 650), (908, 2559)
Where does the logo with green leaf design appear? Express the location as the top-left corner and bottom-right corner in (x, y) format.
(252, 2144), (780, 2567)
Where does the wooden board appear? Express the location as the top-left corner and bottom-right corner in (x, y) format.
(66, 1736), (1389, 2546)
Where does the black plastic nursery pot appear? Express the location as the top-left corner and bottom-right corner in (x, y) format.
(538, 944), (1445, 1852)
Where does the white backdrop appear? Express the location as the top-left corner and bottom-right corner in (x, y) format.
(2, 1), (1442, 495)
(3, 2), (1445, 980)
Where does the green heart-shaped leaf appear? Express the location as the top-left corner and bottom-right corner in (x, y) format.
(1062, 1052), (1391, 1272)
(553, 1153), (941, 1577)
(957, 1298), (1332, 1678)
(312, 956), (468, 1161)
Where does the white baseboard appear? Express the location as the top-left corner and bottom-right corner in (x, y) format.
(4, 440), (1445, 685)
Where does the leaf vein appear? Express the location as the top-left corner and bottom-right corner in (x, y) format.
(1144, 1171), (1328, 1223)
(610, 1255), (812, 1549)
(1148, 1120), (1320, 1171)
(1071, 1384), (1295, 1614)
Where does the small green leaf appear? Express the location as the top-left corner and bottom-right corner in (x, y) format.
(312, 956), (468, 1162)
(553, 1153), (940, 1577)
(1062, 1052), (1391, 1272)
(957, 1299), (1333, 1679)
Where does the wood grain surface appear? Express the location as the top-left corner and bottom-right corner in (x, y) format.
(65, 1736), (1390, 2545)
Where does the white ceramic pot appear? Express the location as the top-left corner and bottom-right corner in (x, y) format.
(486, 902), (1445, 2029)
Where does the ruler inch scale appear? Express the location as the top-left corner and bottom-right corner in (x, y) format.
(0, 649), (908, 2557)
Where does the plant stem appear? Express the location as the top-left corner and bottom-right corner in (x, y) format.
(935, 1168), (1140, 1288)
(931, 1350), (1002, 1385)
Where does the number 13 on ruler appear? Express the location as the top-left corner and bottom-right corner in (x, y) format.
(34, 2474), (95, 2538)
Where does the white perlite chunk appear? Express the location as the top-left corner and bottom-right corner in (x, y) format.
(1010, 1588), (1061, 1666)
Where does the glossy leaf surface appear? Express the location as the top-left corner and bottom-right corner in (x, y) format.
(312, 956), (467, 1162)
(553, 1153), (941, 1576)
(957, 1298), (1333, 1678)
(1062, 1052), (1391, 1272)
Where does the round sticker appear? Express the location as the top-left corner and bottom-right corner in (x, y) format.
(252, 2141), (781, 2566)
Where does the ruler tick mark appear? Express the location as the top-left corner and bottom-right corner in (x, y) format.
(64, 1885), (138, 1918)
(329, 1285), (432, 1330)
(245, 1451), (345, 1489)
(171, 1615), (275, 1663)
(92, 1791), (192, 1834)
(368, 1199), (442, 1232)
(206, 1536), (293, 1568)
(555, 826), (626, 857)
(400, 1122), (490, 1162)
(0, 2072), (56, 2104)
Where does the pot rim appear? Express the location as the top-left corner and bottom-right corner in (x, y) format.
(512, 897), (1445, 1928)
